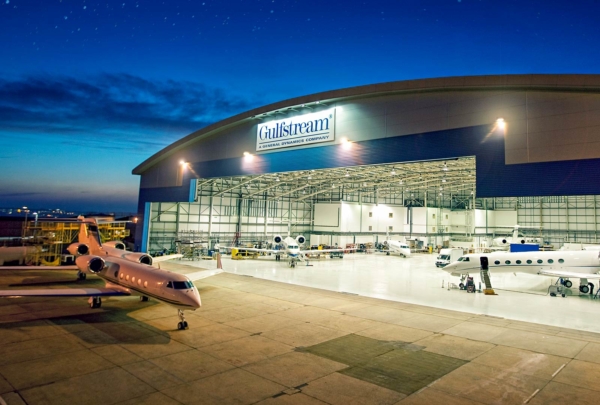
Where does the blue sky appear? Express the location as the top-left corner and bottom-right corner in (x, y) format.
(1, 0), (599, 212)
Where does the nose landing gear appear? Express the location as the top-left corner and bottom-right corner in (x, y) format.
(177, 309), (189, 330)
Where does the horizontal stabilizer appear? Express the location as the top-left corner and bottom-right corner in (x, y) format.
(152, 254), (184, 263)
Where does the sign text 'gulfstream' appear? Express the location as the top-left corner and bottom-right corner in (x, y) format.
(256, 109), (335, 151)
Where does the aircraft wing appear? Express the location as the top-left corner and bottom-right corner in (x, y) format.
(184, 269), (224, 281)
(236, 247), (278, 254)
(538, 270), (600, 279)
(0, 287), (130, 298)
(152, 254), (184, 263)
(0, 265), (78, 271)
(301, 248), (353, 254)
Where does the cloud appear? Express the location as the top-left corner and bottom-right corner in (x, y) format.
(0, 73), (261, 151)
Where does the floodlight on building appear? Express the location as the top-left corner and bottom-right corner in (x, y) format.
(341, 137), (352, 150)
(443, 162), (448, 171)
(442, 178), (447, 183)
(496, 118), (506, 130)
(243, 152), (253, 162)
(307, 175), (312, 180)
(399, 180), (403, 185)
(390, 169), (396, 175)
(345, 171), (349, 177)
(275, 177), (280, 182)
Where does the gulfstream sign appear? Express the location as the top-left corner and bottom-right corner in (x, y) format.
(256, 109), (335, 151)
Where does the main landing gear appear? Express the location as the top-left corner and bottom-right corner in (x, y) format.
(77, 270), (87, 280)
(556, 278), (595, 296)
(177, 309), (189, 330)
(139, 296), (149, 302)
(89, 296), (101, 308)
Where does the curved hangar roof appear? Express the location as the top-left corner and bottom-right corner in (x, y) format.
(133, 74), (600, 199)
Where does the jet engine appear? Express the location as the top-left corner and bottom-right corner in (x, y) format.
(75, 255), (105, 274)
(296, 235), (306, 244)
(103, 241), (126, 250)
(273, 235), (283, 244)
(67, 243), (89, 256)
(120, 253), (153, 265)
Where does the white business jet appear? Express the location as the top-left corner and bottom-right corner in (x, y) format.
(491, 225), (542, 250)
(0, 220), (221, 330)
(442, 250), (600, 294)
(237, 234), (347, 268)
(383, 240), (411, 257)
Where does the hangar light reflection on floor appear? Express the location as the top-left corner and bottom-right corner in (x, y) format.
(184, 253), (600, 333)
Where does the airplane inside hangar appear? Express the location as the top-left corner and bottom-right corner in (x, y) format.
(127, 74), (600, 332)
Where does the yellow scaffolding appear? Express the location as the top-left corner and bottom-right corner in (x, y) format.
(22, 220), (130, 266)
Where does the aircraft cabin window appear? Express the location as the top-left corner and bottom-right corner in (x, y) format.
(548, 259), (554, 264)
(516, 260), (522, 264)
(132, 277), (135, 283)
(144, 281), (148, 288)
(126, 275), (130, 281)
(537, 259), (543, 264)
(494, 260), (500, 265)
(120, 273), (124, 279)
(558, 259), (564, 263)
(505, 260), (511, 265)
(138, 279), (142, 285)
(166, 281), (173, 289)
(527, 260), (532, 264)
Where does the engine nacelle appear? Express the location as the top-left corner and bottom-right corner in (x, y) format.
(75, 255), (105, 274)
(67, 243), (89, 256)
(103, 241), (126, 250)
(273, 235), (283, 244)
(296, 235), (306, 244)
(121, 252), (153, 265)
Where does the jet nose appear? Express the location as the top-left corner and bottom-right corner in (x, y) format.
(186, 288), (202, 309)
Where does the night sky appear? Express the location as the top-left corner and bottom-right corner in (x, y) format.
(1, 0), (599, 213)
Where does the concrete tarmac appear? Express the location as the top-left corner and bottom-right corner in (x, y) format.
(1, 263), (600, 404)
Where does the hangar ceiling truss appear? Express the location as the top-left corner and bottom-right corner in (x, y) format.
(194, 157), (476, 205)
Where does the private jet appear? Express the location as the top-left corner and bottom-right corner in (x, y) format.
(0, 219), (221, 329)
(383, 240), (411, 257)
(237, 234), (348, 267)
(442, 250), (600, 295)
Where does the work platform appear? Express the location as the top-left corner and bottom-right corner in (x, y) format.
(1, 266), (600, 404)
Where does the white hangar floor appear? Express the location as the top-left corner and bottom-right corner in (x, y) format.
(182, 253), (600, 334)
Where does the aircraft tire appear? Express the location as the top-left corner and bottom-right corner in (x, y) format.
(564, 280), (573, 288)
(562, 294), (566, 297)
(183, 321), (188, 329)
(550, 292), (556, 297)
(580, 285), (590, 294)
(459, 283), (464, 290)
(177, 322), (184, 330)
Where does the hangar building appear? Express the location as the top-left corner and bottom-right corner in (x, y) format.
(132, 74), (600, 255)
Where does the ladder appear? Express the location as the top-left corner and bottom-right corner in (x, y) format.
(480, 269), (497, 295)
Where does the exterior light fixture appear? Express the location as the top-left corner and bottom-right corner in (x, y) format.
(275, 177), (280, 182)
(443, 162), (448, 171)
(243, 151), (254, 161)
(391, 169), (396, 175)
(496, 118), (506, 130)
(307, 175), (312, 180)
(399, 180), (403, 184)
(332, 184), (335, 188)
(345, 171), (349, 177)
(442, 178), (447, 183)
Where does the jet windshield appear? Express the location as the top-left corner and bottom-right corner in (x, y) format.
(166, 281), (194, 289)
(457, 256), (470, 262)
(288, 245), (298, 249)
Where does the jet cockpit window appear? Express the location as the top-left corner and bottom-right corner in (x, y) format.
(289, 245), (298, 249)
(166, 281), (173, 289)
(457, 257), (469, 262)
(172, 281), (194, 290)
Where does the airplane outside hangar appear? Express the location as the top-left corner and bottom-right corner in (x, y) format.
(131, 74), (600, 328)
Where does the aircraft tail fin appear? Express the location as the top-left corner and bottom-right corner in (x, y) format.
(77, 216), (103, 254)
